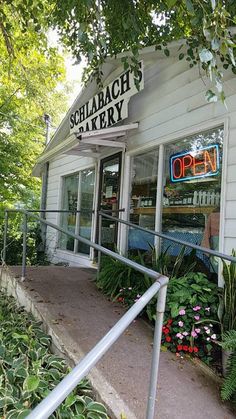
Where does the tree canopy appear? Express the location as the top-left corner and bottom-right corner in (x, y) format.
(0, 1), (68, 211)
(1, 1), (236, 102)
(0, 0), (236, 213)
(51, 0), (236, 101)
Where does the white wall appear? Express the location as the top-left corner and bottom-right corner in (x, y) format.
(45, 154), (94, 264)
(44, 53), (236, 263)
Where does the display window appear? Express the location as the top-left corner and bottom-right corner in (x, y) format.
(129, 149), (159, 251)
(162, 126), (223, 272)
(128, 126), (223, 273)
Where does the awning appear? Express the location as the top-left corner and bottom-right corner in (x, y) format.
(32, 123), (138, 176)
(64, 123), (138, 158)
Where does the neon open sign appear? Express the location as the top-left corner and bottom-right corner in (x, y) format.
(170, 144), (220, 183)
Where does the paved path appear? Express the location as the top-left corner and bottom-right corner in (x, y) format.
(1, 266), (235, 419)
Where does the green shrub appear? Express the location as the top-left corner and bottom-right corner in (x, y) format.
(159, 272), (220, 363)
(0, 292), (108, 418)
(220, 330), (236, 402)
(0, 218), (50, 266)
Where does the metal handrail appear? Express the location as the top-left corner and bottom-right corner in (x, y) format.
(1, 208), (169, 419)
(99, 211), (236, 264)
(3, 208), (94, 213)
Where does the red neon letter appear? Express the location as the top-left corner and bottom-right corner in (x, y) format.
(182, 154), (193, 177)
(205, 148), (216, 172)
(173, 158), (182, 179)
(193, 151), (206, 176)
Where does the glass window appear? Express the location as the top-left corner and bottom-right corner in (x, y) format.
(128, 149), (159, 251)
(60, 173), (79, 251)
(162, 127), (223, 273)
(77, 169), (95, 255)
(99, 154), (121, 249)
(59, 168), (95, 255)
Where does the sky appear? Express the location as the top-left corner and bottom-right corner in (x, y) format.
(48, 29), (86, 105)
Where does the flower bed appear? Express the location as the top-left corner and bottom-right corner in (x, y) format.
(0, 291), (108, 419)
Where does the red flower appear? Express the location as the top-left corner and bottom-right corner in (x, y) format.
(193, 346), (199, 353)
(183, 345), (189, 351)
(167, 319), (173, 325)
(163, 328), (170, 335)
(117, 297), (124, 303)
(166, 336), (172, 342)
(188, 346), (194, 353)
(177, 345), (183, 351)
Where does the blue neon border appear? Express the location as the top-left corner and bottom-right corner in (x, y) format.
(170, 144), (220, 183)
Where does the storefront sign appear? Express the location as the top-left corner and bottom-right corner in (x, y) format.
(170, 144), (219, 182)
(69, 62), (144, 134)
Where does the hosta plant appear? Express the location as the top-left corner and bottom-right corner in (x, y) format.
(0, 292), (108, 419)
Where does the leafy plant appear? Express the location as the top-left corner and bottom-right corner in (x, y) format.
(96, 254), (152, 300)
(151, 245), (197, 279)
(219, 330), (236, 402)
(218, 251), (236, 334)
(159, 273), (220, 363)
(0, 292), (108, 418)
(0, 216), (50, 266)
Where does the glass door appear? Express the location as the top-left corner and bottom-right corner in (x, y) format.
(99, 153), (122, 249)
(59, 168), (95, 255)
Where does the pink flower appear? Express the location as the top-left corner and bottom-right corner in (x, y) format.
(182, 331), (189, 336)
(205, 307), (210, 312)
(176, 333), (183, 339)
(206, 337), (210, 341)
(195, 328), (201, 334)
(179, 309), (185, 315)
(211, 334), (217, 340)
(194, 315), (200, 321)
(193, 306), (201, 311)
(178, 321), (184, 327)
(206, 329), (210, 334)
(191, 331), (198, 338)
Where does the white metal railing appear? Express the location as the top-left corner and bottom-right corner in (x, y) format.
(1, 209), (169, 419)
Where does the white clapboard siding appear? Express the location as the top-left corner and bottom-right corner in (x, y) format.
(226, 202), (236, 219)
(43, 51), (236, 261)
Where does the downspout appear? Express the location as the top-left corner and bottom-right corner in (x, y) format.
(40, 114), (51, 250)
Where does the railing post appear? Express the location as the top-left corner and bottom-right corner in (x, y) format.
(146, 282), (168, 419)
(2, 210), (8, 264)
(21, 212), (28, 281)
(97, 213), (102, 275)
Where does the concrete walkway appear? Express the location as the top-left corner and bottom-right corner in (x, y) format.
(1, 266), (235, 419)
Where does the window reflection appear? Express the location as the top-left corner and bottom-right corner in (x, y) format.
(162, 127), (223, 273)
(129, 149), (159, 251)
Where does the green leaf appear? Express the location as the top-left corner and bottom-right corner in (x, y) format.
(12, 333), (29, 342)
(164, 49), (170, 57)
(211, 37), (220, 51)
(205, 89), (218, 103)
(0, 396), (15, 408)
(199, 49), (213, 63)
(166, 0), (178, 7)
(23, 375), (40, 392)
(17, 409), (32, 419)
(185, 0), (194, 13)
(64, 393), (77, 408)
(87, 402), (107, 414)
(179, 53), (184, 60)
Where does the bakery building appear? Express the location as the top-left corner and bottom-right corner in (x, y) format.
(33, 42), (236, 285)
